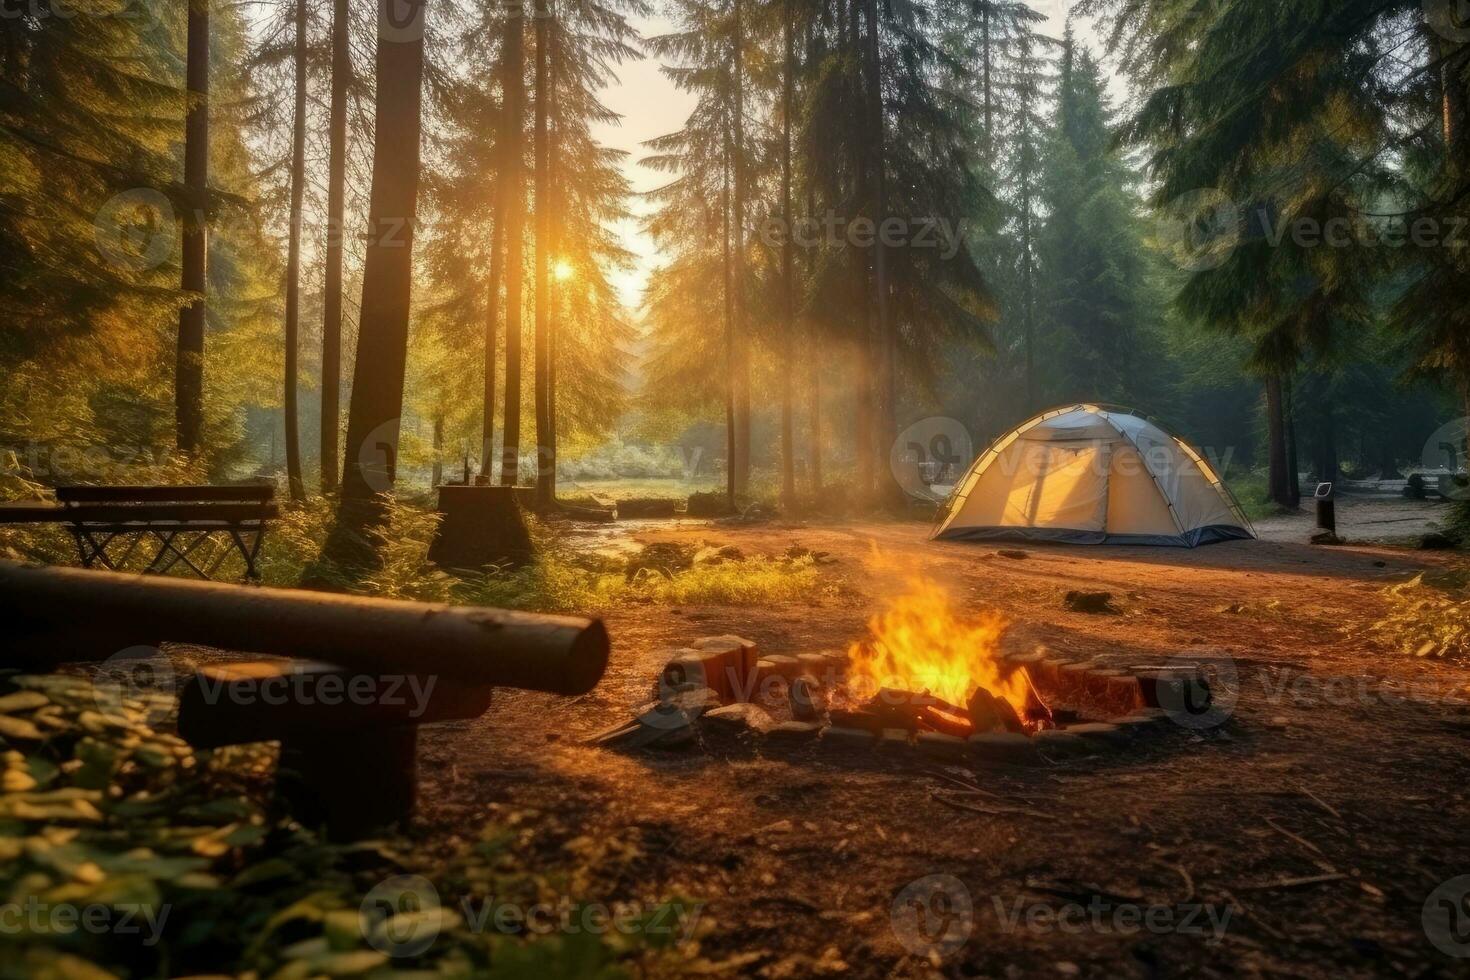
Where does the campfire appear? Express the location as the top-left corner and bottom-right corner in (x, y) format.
(600, 575), (1204, 759)
(832, 578), (1054, 737)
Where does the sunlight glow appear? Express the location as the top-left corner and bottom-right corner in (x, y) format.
(553, 259), (575, 282)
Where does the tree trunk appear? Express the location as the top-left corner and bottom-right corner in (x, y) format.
(806, 182), (821, 495)
(176, 0), (208, 456)
(981, 2), (992, 145)
(1316, 400), (1338, 486)
(1284, 374), (1301, 507)
(1265, 374), (1291, 508)
(1440, 37), (1467, 165)
(547, 17), (560, 496)
(802, 19), (821, 496)
(320, 0), (349, 494)
(850, 0), (874, 504)
(499, 7), (526, 486)
(282, 0), (307, 503)
(731, 0), (751, 496)
(1021, 174), (1036, 413)
(335, 0), (427, 512)
(863, 0), (895, 503)
(778, 0), (796, 512)
(431, 414), (444, 488)
(480, 212), (503, 481)
(533, 0), (553, 508)
(722, 138), (737, 511)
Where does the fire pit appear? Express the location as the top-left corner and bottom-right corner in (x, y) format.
(593, 579), (1212, 763)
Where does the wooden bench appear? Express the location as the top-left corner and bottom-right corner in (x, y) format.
(0, 484), (277, 580)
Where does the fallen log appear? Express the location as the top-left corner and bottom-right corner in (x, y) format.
(0, 559), (608, 696)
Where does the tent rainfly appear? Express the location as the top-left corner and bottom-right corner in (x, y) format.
(933, 405), (1256, 548)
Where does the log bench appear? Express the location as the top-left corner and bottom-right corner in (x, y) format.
(0, 484), (278, 581)
(178, 661), (495, 839)
(0, 560), (610, 839)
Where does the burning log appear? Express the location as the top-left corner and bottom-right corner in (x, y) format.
(917, 703), (973, 739)
(861, 688), (964, 732)
(967, 687), (1025, 734)
(1018, 667), (1055, 729)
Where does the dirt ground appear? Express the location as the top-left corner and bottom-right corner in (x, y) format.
(412, 498), (1470, 979)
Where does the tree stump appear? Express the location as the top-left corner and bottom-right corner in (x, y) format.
(427, 485), (534, 572)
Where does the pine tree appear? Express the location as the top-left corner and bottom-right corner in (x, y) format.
(1093, 0), (1401, 507)
(334, 0), (428, 533)
(281, 0), (308, 502)
(499, 3), (528, 486)
(1036, 32), (1162, 407)
(1, 0), (277, 471)
(177, 0), (209, 455)
(320, 0), (352, 493)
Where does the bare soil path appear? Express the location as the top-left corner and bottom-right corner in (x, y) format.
(418, 507), (1470, 978)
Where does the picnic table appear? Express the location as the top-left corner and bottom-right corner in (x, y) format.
(0, 483), (278, 580)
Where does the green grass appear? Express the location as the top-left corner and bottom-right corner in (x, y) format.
(0, 484), (831, 613)
(1225, 471), (1297, 523)
(563, 477), (721, 501)
(468, 551), (829, 613)
(1363, 570), (1470, 662)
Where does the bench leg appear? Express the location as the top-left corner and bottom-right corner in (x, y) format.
(230, 528), (266, 581)
(276, 726), (418, 841)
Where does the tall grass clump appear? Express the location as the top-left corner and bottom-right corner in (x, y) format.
(1364, 571), (1470, 662)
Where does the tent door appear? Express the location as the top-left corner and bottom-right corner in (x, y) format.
(1013, 443), (1111, 531)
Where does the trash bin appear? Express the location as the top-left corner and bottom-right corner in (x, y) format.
(1314, 482), (1335, 533)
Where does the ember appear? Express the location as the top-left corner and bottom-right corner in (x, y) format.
(840, 578), (1049, 735)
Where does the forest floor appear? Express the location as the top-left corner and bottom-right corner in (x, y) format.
(411, 496), (1470, 978)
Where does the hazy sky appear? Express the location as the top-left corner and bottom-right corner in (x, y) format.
(589, 4), (1095, 315)
(587, 11), (690, 313)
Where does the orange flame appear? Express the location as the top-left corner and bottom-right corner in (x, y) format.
(845, 577), (1027, 713)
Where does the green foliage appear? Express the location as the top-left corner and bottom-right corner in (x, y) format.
(1035, 32), (1167, 409)
(1365, 571), (1470, 662)
(1224, 471), (1290, 523)
(0, 671), (704, 978)
(1, 1), (281, 478)
(468, 548), (828, 613)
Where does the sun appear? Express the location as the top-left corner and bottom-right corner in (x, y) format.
(553, 259), (574, 282)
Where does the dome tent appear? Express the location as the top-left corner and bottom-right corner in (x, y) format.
(933, 405), (1255, 548)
